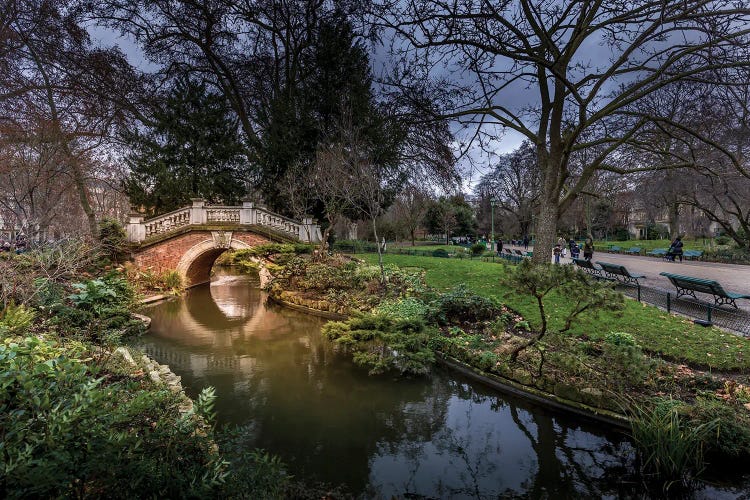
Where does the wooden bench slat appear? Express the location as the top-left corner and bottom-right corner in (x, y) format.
(659, 271), (749, 308)
(594, 261), (646, 284)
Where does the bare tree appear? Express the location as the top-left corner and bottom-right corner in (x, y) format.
(372, 0), (750, 261)
(0, 122), (72, 241)
(279, 160), (317, 241)
(311, 146), (350, 254)
(682, 170), (750, 250)
(1, 0), (138, 237)
(313, 118), (399, 284)
(475, 141), (540, 238)
(392, 185), (430, 246)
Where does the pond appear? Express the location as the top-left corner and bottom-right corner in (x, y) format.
(136, 273), (747, 498)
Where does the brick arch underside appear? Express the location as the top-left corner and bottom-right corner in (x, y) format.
(133, 231), (272, 288)
(184, 247), (233, 286)
(177, 239), (255, 287)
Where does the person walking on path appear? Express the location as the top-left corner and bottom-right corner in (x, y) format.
(569, 239), (580, 259)
(668, 235), (684, 262)
(583, 236), (594, 261)
(523, 235), (529, 250)
(497, 239), (503, 255)
(557, 236), (567, 258)
(553, 244), (562, 264)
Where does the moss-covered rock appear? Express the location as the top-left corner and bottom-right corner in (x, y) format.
(554, 382), (582, 402)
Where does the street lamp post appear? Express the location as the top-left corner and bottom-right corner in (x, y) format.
(490, 198), (497, 252)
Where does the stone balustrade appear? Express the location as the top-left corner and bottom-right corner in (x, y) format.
(206, 207), (241, 223)
(142, 208), (191, 238)
(126, 198), (322, 244)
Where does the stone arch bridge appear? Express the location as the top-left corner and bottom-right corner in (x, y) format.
(127, 199), (321, 287)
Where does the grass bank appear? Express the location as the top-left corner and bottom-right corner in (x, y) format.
(239, 247), (750, 487)
(356, 253), (750, 372)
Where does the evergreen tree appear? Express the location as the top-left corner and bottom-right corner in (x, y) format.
(125, 78), (248, 215)
(424, 196), (477, 243)
(256, 15), (403, 212)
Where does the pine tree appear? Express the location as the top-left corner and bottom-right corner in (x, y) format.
(256, 15), (403, 211)
(124, 78), (249, 215)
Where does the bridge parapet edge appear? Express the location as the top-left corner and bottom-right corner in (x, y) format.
(127, 200), (321, 244)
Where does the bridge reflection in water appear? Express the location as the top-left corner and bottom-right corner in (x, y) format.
(135, 272), (746, 498)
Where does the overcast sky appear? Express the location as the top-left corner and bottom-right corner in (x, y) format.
(87, 20), (529, 191)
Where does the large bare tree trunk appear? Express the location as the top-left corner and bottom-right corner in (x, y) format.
(70, 161), (98, 238)
(669, 202), (681, 239)
(532, 150), (561, 264)
(533, 198), (559, 264)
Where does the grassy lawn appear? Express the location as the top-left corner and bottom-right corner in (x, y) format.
(394, 239), (710, 253)
(394, 244), (470, 252)
(593, 238), (711, 252)
(357, 253), (750, 371)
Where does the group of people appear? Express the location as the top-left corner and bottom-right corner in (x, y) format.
(0, 233), (27, 254)
(553, 236), (594, 264)
(509, 233), (686, 265)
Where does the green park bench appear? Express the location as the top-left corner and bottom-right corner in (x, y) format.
(625, 247), (642, 255)
(659, 272), (750, 308)
(646, 248), (668, 258)
(607, 246), (622, 253)
(595, 261), (647, 285)
(572, 258), (605, 278)
(499, 248), (520, 263)
(683, 250), (704, 260)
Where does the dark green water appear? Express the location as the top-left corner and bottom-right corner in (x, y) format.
(137, 274), (748, 498)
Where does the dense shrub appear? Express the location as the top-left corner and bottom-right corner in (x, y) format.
(431, 248), (449, 258)
(218, 426), (291, 498)
(601, 341), (654, 389)
(121, 263), (184, 295)
(373, 298), (429, 321)
(701, 247), (750, 264)
(0, 337), (225, 498)
(98, 217), (129, 263)
(604, 331), (637, 346)
(332, 239), (378, 253)
(714, 235), (731, 246)
(323, 314), (436, 376)
(686, 396), (750, 460)
(383, 265), (426, 295)
(295, 262), (352, 291)
(0, 302), (35, 337)
(470, 243), (486, 255)
(426, 285), (502, 325)
(50, 273), (143, 341)
(230, 243), (313, 259)
(0, 241), (102, 307)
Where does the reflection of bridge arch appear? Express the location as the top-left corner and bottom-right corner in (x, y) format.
(143, 279), (323, 378)
(147, 279), (305, 347)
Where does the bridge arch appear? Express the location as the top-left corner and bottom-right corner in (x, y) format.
(132, 229), (274, 288)
(176, 237), (251, 287)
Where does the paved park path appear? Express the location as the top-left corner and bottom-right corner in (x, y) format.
(505, 244), (750, 311)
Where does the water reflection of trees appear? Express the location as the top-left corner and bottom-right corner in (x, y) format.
(142, 279), (454, 493)
(142, 278), (642, 498)
(368, 376), (640, 499)
(508, 406), (638, 498)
